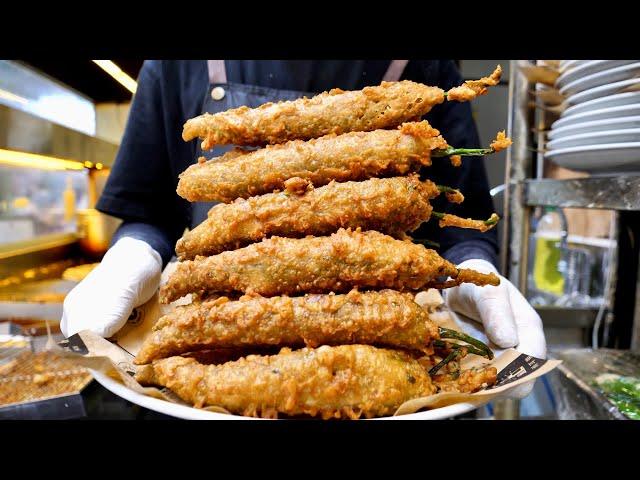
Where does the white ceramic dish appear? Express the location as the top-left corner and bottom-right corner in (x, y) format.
(548, 116), (640, 140)
(563, 91), (640, 117)
(559, 62), (640, 97)
(566, 78), (640, 105)
(90, 369), (489, 420)
(547, 128), (640, 150)
(556, 60), (638, 90)
(545, 142), (640, 173)
(552, 104), (640, 130)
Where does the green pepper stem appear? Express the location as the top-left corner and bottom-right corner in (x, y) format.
(438, 327), (494, 360)
(433, 147), (495, 157)
(429, 349), (463, 375)
(433, 339), (486, 357)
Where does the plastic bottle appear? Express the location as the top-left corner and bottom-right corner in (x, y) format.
(63, 177), (76, 224)
(531, 207), (566, 297)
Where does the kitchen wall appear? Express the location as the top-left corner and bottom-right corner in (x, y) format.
(95, 103), (131, 145)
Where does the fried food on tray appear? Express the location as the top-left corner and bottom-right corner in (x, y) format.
(176, 175), (439, 260)
(177, 121), (447, 202)
(135, 289), (439, 364)
(182, 67), (502, 150)
(134, 345), (437, 419)
(160, 228), (500, 303)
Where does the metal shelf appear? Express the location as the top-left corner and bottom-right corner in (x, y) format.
(535, 306), (598, 328)
(525, 176), (640, 211)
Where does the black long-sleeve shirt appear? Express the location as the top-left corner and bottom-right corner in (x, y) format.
(97, 60), (498, 267)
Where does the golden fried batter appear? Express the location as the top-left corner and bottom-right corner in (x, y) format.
(449, 154), (462, 167)
(446, 65), (502, 102)
(160, 228), (500, 303)
(176, 175), (439, 260)
(432, 366), (498, 393)
(490, 130), (512, 152)
(135, 345), (437, 419)
(177, 121), (447, 202)
(438, 213), (500, 233)
(135, 289), (439, 364)
(183, 81), (447, 150)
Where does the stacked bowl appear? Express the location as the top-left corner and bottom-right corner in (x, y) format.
(546, 60), (640, 173)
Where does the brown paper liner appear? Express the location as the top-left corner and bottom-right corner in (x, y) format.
(52, 287), (560, 419)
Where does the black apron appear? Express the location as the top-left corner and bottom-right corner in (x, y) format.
(189, 60), (409, 228)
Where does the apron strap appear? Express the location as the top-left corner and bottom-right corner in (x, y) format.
(207, 60), (227, 84)
(382, 60), (409, 82)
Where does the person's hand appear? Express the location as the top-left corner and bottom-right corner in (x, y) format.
(442, 258), (547, 399)
(60, 237), (162, 338)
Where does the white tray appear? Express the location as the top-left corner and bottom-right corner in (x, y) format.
(90, 368), (489, 420)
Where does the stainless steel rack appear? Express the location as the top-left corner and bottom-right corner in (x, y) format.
(493, 60), (640, 420)
(502, 60), (640, 351)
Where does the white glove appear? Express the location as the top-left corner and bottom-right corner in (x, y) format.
(443, 258), (547, 399)
(60, 237), (162, 338)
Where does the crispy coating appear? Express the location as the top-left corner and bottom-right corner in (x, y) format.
(438, 212), (499, 233)
(160, 228), (500, 303)
(136, 289), (439, 364)
(446, 65), (502, 102)
(183, 82), (447, 150)
(177, 121), (448, 202)
(490, 130), (512, 152)
(432, 366), (498, 393)
(449, 154), (462, 167)
(135, 345), (437, 419)
(176, 175), (439, 260)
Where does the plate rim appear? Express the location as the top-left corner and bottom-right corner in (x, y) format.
(559, 61), (640, 96)
(556, 60), (620, 89)
(549, 115), (640, 140)
(547, 128), (640, 150)
(89, 368), (489, 421)
(545, 141), (640, 158)
(564, 91), (640, 117)
(553, 103), (640, 129)
(566, 78), (640, 105)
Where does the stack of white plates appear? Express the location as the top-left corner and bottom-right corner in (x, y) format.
(546, 60), (640, 173)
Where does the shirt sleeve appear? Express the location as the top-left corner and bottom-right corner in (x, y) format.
(96, 61), (187, 261)
(407, 60), (500, 268)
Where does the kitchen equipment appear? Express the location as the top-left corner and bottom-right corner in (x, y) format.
(563, 91), (640, 117)
(566, 78), (640, 105)
(556, 60), (638, 90)
(551, 104), (640, 130)
(76, 208), (121, 257)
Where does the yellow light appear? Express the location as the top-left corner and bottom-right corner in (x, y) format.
(92, 60), (137, 94)
(0, 148), (84, 171)
(95, 162), (103, 170)
(84, 161), (94, 168)
(0, 88), (29, 105)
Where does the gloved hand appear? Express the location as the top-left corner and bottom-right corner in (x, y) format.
(442, 258), (547, 399)
(60, 237), (162, 338)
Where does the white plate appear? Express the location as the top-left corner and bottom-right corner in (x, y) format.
(552, 104), (640, 130)
(566, 78), (640, 105)
(556, 60), (638, 90)
(564, 91), (640, 117)
(559, 62), (640, 97)
(90, 369), (489, 420)
(547, 128), (640, 150)
(545, 142), (640, 173)
(548, 116), (640, 140)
